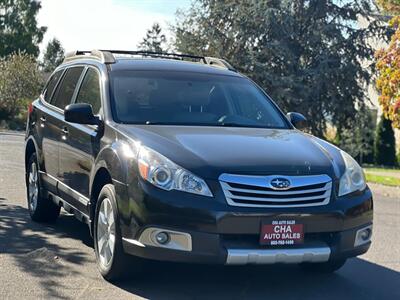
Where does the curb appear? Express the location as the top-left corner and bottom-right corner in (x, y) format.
(0, 130), (25, 136)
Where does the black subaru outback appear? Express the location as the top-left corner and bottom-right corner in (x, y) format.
(25, 50), (373, 281)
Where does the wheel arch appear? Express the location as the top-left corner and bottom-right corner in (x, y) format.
(25, 137), (39, 172)
(89, 143), (130, 233)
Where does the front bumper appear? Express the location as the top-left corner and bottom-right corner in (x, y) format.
(118, 180), (373, 265)
(122, 223), (372, 264)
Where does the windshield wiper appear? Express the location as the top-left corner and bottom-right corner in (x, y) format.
(218, 122), (266, 128)
(131, 121), (270, 128)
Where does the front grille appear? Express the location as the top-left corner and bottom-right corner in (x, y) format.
(220, 174), (332, 208)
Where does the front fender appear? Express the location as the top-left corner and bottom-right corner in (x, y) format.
(91, 141), (130, 188)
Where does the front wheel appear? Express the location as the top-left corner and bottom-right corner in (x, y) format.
(94, 184), (142, 281)
(300, 258), (347, 273)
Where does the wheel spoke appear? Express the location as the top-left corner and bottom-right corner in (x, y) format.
(31, 164), (37, 180)
(108, 232), (115, 250)
(108, 212), (114, 229)
(99, 210), (107, 225)
(104, 200), (109, 220)
(104, 242), (112, 263)
(107, 202), (113, 221)
(98, 234), (107, 254)
(29, 172), (34, 183)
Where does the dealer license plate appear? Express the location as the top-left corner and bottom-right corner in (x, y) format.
(260, 220), (304, 246)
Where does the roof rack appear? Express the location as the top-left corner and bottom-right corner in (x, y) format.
(63, 50), (236, 71)
(63, 50), (116, 64)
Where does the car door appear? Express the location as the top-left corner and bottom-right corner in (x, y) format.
(58, 66), (103, 214)
(45, 66), (85, 197)
(37, 69), (65, 194)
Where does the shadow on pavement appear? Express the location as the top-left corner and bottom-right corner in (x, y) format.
(1, 197), (399, 300)
(115, 258), (400, 299)
(0, 197), (93, 299)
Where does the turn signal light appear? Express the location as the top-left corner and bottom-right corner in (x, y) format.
(28, 103), (33, 115)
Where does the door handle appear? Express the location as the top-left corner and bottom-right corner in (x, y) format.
(61, 127), (69, 135)
(39, 116), (46, 128)
(40, 116), (46, 127)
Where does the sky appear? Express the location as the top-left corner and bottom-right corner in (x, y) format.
(37, 0), (192, 55)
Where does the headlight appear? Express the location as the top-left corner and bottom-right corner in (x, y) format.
(338, 151), (366, 196)
(137, 145), (213, 197)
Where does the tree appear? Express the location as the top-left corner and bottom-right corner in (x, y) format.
(339, 106), (376, 164)
(41, 38), (65, 73)
(138, 23), (167, 52)
(0, 0), (47, 58)
(173, 0), (387, 137)
(0, 52), (44, 128)
(374, 116), (397, 165)
(375, 0), (400, 128)
(376, 0), (400, 13)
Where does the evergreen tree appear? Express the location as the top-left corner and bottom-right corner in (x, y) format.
(0, 0), (47, 57)
(339, 106), (375, 164)
(138, 23), (167, 52)
(41, 38), (65, 73)
(374, 116), (396, 166)
(173, 0), (387, 137)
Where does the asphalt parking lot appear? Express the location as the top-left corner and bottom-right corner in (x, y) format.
(0, 133), (399, 299)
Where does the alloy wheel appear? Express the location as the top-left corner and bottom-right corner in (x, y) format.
(28, 162), (39, 212)
(96, 198), (116, 268)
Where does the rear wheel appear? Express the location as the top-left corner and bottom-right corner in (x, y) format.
(300, 258), (347, 273)
(94, 184), (142, 281)
(26, 153), (60, 222)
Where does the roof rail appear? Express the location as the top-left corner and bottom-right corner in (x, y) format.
(63, 49), (236, 71)
(204, 57), (236, 71)
(63, 50), (115, 64)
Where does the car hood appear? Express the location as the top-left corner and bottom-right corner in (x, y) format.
(116, 125), (343, 180)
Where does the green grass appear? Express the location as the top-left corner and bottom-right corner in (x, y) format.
(364, 167), (400, 173)
(364, 172), (400, 187)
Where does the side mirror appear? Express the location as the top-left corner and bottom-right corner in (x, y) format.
(64, 103), (100, 125)
(287, 112), (308, 130)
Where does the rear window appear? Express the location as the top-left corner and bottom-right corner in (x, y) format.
(43, 70), (63, 102)
(110, 71), (288, 129)
(51, 67), (84, 110)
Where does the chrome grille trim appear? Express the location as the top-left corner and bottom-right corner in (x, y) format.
(219, 174), (332, 208)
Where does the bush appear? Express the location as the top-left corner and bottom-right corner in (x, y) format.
(397, 151), (400, 167)
(0, 52), (44, 129)
(374, 116), (397, 166)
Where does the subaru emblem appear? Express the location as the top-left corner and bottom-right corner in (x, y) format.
(270, 177), (291, 190)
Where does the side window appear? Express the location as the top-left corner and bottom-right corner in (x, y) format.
(51, 67), (84, 110)
(75, 68), (101, 114)
(43, 70), (63, 102)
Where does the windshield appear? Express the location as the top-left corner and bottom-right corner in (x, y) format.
(110, 71), (289, 129)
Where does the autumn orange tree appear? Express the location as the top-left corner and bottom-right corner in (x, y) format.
(376, 0), (400, 128)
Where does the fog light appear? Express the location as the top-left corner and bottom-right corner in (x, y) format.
(354, 225), (372, 247)
(155, 231), (170, 245)
(360, 228), (371, 241)
(139, 228), (192, 251)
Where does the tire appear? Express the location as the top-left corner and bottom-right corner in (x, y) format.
(26, 153), (60, 222)
(93, 184), (142, 281)
(300, 258), (347, 273)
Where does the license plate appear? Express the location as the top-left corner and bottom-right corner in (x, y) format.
(260, 220), (304, 246)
